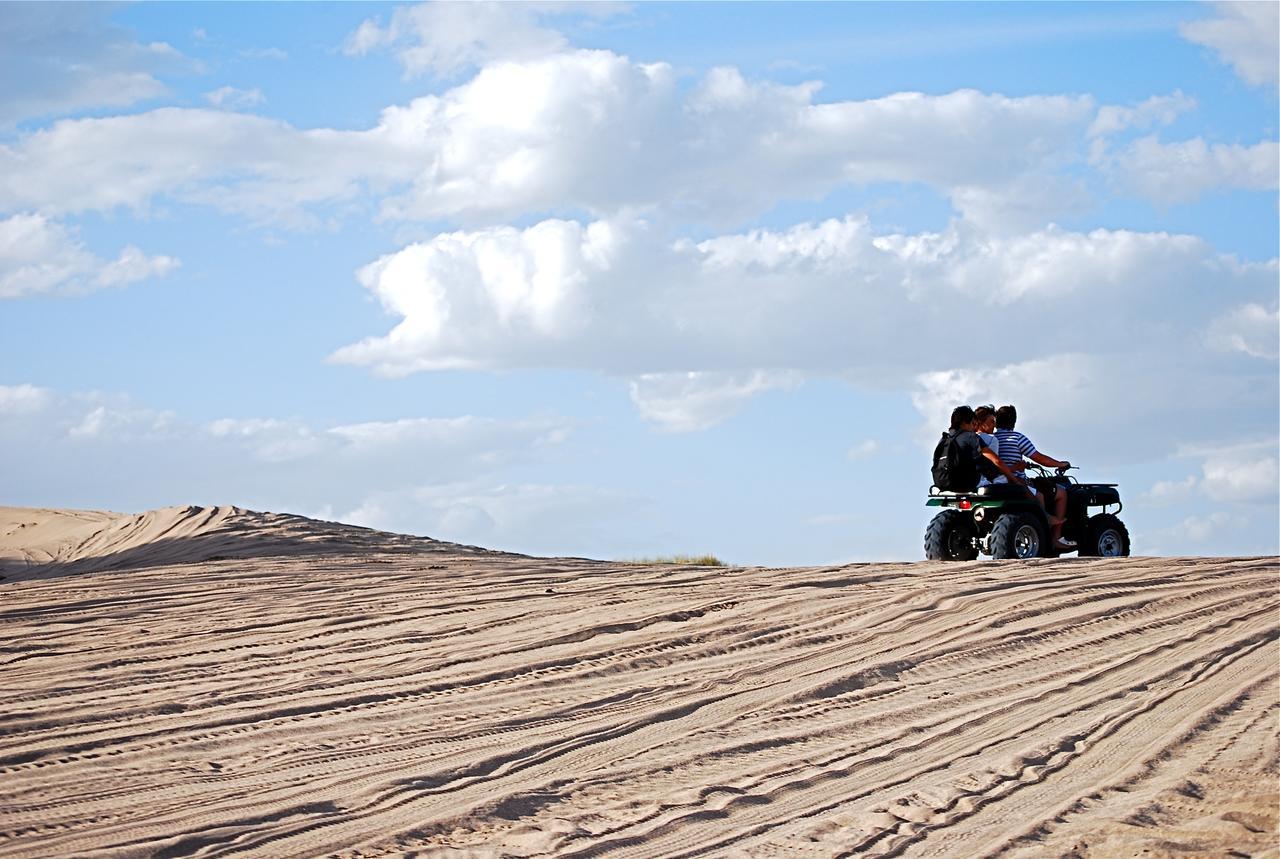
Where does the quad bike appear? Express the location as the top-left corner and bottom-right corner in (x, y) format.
(924, 464), (1130, 561)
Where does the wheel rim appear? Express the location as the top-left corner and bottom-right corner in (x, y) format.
(1014, 524), (1040, 558)
(947, 528), (971, 558)
(1097, 529), (1123, 557)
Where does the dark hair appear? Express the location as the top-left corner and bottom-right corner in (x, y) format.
(974, 405), (995, 424)
(995, 404), (1017, 430)
(950, 405), (975, 431)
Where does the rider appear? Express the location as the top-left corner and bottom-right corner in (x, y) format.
(974, 405), (1000, 489)
(994, 405), (1075, 550)
(939, 405), (1024, 492)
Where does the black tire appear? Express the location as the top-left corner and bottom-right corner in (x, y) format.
(924, 509), (979, 561)
(1079, 514), (1130, 557)
(989, 513), (1046, 560)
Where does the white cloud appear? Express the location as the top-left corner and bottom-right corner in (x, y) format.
(0, 109), (415, 224)
(328, 415), (567, 451)
(340, 480), (641, 556)
(1140, 475), (1200, 506)
(1176, 511), (1233, 543)
(1, 383), (586, 543)
(374, 58), (1097, 225)
(3, 47), (1263, 226)
(1196, 440), (1280, 503)
(0, 213), (179, 298)
(1105, 137), (1279, 204)
(204, 413), (571, 469)
(66, 400), (176, 442)
(909, 351), (1276, 466)
(1180, 1), (1280, 89)
(344, 2), (576, 76)
(1126, 441), (1278, 509)
(847, 440), (881, 461)
(207, 418), (325, 463)
(628, 371), (802, 432)
(333, 210), (1276, 434)
(0, 52), (1105, 227)
(1087, 91), (1197, 138)
(333, 214), (1276, 383)
(0, 384), (53, 415)
(0, 5), (181, 126)
(205, 86), (265, 109)
(1206, 303), (1279, 360)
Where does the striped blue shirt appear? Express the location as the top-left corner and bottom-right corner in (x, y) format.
(995, 429), (1037, 474)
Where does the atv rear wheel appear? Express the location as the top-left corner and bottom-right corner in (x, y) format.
(924, 509), (978, 561)
(1079, 514), (1130, 557)
(989, 513), (1045, 560)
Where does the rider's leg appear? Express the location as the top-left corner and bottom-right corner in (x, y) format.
(1031, 484), (1063, 526)
(1053, 486), (1068, 539)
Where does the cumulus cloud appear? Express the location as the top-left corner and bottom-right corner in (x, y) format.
(1201, 451), (1279, 504)
(2, 46), (1265, 226)
(1206, 303), (1280, 360)
(1176, 438), (1280, 504)
(0, 4), (182, 126)
(374, 58), (1097, 225)
(847, 440), (881, 461)
(0, 383), (584, 543)
(340, 480), (641, 555)
(0, 213), (179, 298)
(207, 417), (326, 463)
(333, 211), (1276, 435)
(0, 384), (53, 415)
(0, 109), (417, 224)
(909, 350), (1276, 466)
(205, 86), (265, 109)
(333, 214), (1275, 376)
(1140, 475), (1200, 506)
(68, 402), (176, 441)
(628, 371), (803, 432)
(0, 51), (1113, 227)
(344, 1), (594, 76)
(205, 413), (570, 471)
(1087, 91), (1197, 138)
(1180, 1), (1280, 89)
(1148, 440), (1280, 508)
(1104, 137), (1279, 204)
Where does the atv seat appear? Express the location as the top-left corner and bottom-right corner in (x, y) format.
(928, 486), (974, 497)
(976, 483), (1030, 500)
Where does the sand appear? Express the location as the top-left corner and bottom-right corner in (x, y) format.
(0, 505), (1276, 858)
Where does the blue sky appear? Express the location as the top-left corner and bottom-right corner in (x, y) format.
(1, 1), (1277, 563)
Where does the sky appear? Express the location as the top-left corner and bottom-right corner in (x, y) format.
(1, 1), (1277, 564)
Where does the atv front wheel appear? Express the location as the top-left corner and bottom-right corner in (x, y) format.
(1079, 514), (1130, 557)
(989, 513), (1045, 560)
(924, 509), (978, 561)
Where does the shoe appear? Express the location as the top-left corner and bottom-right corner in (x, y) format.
(1054, 538), (1077, 551)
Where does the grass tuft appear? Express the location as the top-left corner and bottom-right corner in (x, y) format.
(618, 554), (725, 567)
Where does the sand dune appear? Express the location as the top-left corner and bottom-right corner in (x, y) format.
(0, 505), (503, 582)
(0, 506), (1276, 858)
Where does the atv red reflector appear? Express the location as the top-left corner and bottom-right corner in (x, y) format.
(958, 499), (972, 510)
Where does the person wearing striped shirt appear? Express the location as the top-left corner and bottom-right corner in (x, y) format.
(994, 405), (1075, 551)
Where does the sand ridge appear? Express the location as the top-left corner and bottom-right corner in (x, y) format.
(0, 505), (505, 582)
(0, 507), (1276, 857)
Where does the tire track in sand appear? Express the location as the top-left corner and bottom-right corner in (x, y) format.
(0, 549), (1275, 859)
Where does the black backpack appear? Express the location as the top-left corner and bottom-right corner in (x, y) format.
(932, 430), (978, 491)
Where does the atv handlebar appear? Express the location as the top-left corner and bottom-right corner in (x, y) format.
(1023, 462), (1078, 482)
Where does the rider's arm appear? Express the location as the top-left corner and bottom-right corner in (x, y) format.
(1029, 451), (1070, 469)
(982, 448), (1024, 483)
